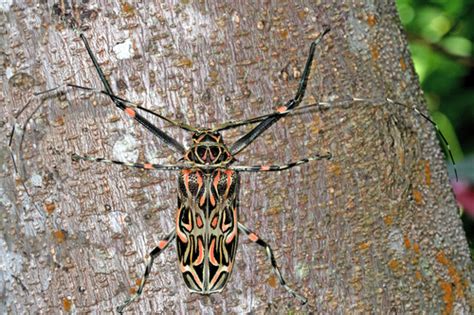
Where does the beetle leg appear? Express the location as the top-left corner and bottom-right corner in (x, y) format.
(238, 222), (307, 304)
(231, 152), (331, 172)
(117, 230), (176, 313)
(229, 28), (330, 155)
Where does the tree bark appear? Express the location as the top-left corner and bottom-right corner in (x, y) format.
(1, 0), (472, 314)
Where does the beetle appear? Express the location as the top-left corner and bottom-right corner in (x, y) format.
(56, 18), (331, 312)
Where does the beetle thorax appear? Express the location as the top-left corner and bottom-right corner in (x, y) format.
(184, 131), (233, 165)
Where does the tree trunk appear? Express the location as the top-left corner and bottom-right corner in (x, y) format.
(1, 0), (472, 314)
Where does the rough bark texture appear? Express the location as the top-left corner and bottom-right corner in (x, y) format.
(1, 1), (472, 314)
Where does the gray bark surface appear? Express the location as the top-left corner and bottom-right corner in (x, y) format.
(1, 1), (472, 314)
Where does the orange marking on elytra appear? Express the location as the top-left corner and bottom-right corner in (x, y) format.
(194, 238), (204, 266)
(209, 192), (216, 206)
(144, 163), (153, 169)
(209, 238), (218, 266)
(248, 232), (259, 242)
(261, 165), (270, 171)
(196, 215), (203, 228)
(226, 227), (236, 243)
(182, 169), (192, 193)
(213, 170), (221, 191)
(125, 107), (136, 118)
(222, 210), (231, 232)
(211, 216), (219, 228)
(196, 172), (203, 189)
(199, 194), (206, 206)
(176, 208), (189, 243)
(224, 170), (233, 196)
(225, 207), (238, 244)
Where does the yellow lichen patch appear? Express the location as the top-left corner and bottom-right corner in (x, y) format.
(209, 70), (219, 81)
(448, 264), (464, 298)
(436, 251), (449, 265)
(388, 259), (399, 271)
(267, 275), (278, 288)
(62, 297), (72, 312)
(44, 202), (56, 215)
(329, 163), (341, 176)
(267, 207), (281, 215)
(370, 45), (379, 60)
(15, 177), (24, 185)
(52, 230), (66, 243)
(413, 242), (420, 254)
(367, 14), (377, 27)
(297, 10), (307, 20)
(55, 116), (65, 126)
(412, 189), (423, 205)
(439, 280), (453, 315)
(121, 2), (135, 17)
(400, 58), (407, 71)
(415, 270), (423, 281)
(278, 29), (289, 40)
(358, 241), (371, 251)
(383, 215), (393, 226)
(403, 235), (411, 250)
(436, 251), (465, 304)
(175, 57), (193, 68)
(424, 160), (432, 186)
(108, 115), (121, 123)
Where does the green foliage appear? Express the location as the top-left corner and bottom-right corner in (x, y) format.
(396, 0), (474, 163)
(397, 0), (474, 253)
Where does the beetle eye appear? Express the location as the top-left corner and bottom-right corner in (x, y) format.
(210, 147), (220, 159)
(197, 147), (206, 159)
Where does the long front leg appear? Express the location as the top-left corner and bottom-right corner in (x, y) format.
(230, 28), (330, 155)
(59, 14), (186, 154)
(117, 230), (176, 313)
(238, 223), (307, 304)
